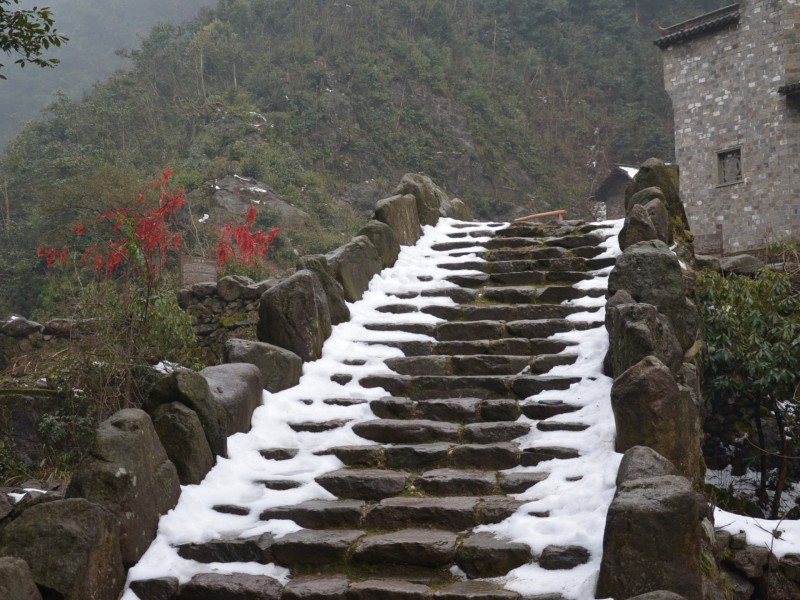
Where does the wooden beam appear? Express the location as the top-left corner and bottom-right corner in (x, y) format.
(513, 209), (567, 223)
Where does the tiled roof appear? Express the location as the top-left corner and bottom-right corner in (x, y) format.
(778, 81), (800, 96)
(654, 4), (740, 49)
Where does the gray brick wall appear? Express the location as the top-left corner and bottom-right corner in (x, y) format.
(661, 0), (800, 252)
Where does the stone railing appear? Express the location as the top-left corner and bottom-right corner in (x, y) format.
(596, 158), (800, 599)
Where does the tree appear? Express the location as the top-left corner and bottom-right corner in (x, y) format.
(0, 0), (67, 79)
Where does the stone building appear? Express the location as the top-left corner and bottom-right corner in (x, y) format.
(656, 1), (800, 253)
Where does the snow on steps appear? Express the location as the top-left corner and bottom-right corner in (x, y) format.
(124, 218), (624, 600)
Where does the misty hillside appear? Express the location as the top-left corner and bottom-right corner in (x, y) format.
(0, 0), (214, 148)
(0, 0), (726, 316)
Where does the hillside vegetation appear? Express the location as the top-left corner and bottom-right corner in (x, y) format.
(0, 0), (725, 316)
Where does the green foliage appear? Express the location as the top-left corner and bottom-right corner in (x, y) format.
(699, 269), (799, 405)
(0, 0), (67, 78)
(699, 267), (800, 517)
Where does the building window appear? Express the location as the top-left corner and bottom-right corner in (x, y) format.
(717, 147), (743, 185)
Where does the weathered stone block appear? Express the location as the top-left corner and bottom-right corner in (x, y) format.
(65, 409), (180, 565)
(257, 269), (332, 362)
(597, 475), (701, 600)
(326, 235), (383, 302)
(0, 498), (125, 600)
(0, 556), (42, 600)
(374, 193), (421, 245)
(610, 356), (704, 483)
(224, 338), (303, 393)
(296, 254), (350, 325)
(146, 368), (228, 458)
(201, 362), (263, 435)
(151, 402), (214, 485)
(358, 219), (401, 268)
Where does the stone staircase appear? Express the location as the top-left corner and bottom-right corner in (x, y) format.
(127, 219), (620, 600)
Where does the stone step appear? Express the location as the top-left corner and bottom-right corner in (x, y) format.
(499, 471), (549, 494)
(175, 533), (274, 564)
(315, 469), (410, 500)
(352, 419), (461, 444)
(412, 468), (501, 496)
(536, 421), (589, 432)
(520, 446), (581, 466)
(431, 241), (486, 251)
(432, 320), (577, 343)
(437, 258), (588, 273)
(384, 355), (534, 377)
(390, 288), (479, 303)
(586, 256), (616, 269)
(487, 270), (594, 286)
(271, 529), (365, 566)
(520, 400), (582, 420)
(433, 338), (576, 358)
(352, 528), (458, 567)
(369, 396), (520, 423)
(260, 499), (366, 529)
(421, 303), (596, 322)
(325, 441), (524, 471)
(485, 246), (567, 261)
(362, 496), (519, 531)
(364, 322), (438, 336)
(352, 419), (530, 445)
(359, 373), (581, 400)
(455, 532), (532, 578)
(543, 232), (606, 249)
(478, 285), (599, 304)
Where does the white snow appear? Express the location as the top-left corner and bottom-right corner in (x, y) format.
(125, 216), (753, 600)
(618, 166), (639, 179)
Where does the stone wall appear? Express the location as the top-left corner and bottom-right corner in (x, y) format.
(660, 0), (800, 252)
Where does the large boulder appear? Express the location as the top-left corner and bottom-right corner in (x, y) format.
(326, 236), (383, 302)
(605, 301), (683, 377)
(146, 368), (228, 458)
(65, 409), (181, 566)
(395, 172), (445, 226)
(258, 269), (332, 362)
(358, 220), (401, 268)
(0, 498), (124, 600)
(608, 240), (693, 350)
(374, 194), (421, 245)
(200, 363), (264, 435)
(597, 475), (702, 600)
(611, 356), (704, 483)
(0, 556), (42, 600)
(296, 255), (350, 325)
(0, 391), (61, 468)
(151, 402), (214, 485)
(224, 338), (303, 393)
(212, 175), (310, 227)
(624, 158), (685, 226)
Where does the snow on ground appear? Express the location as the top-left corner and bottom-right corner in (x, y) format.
(124, 217), (628, 599)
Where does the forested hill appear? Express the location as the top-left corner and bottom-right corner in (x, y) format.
(0, 0), (724, 316)
(0, 0), (215, 148)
